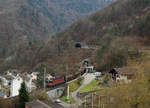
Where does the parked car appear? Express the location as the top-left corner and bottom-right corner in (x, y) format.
(54, 99), (61, 103)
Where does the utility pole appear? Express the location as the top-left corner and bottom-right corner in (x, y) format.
(66, 64), (68, 78)
(66, 64), (70, 102)
(44, 67), (46, 91)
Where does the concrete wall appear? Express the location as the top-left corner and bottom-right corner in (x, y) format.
(47, 87), (65, 101)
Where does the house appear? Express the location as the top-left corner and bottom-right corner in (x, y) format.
(25, 100), (64, 108)
(109, 67), (135, 82)
(1, 70), (23, 87)
(31, 72), (39, 80)
(86, 66), (94, 73)
(3, 75), (14, 87)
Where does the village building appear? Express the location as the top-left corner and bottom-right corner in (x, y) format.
(0, 70), (37, 98)
(25, 100), (64, 108)
(2, 75), (14, 87)
(31, 72), (39, 80)
(109, 67), (135, 83)
(10, 75), (23, 97)
(86, 66), (94, 73)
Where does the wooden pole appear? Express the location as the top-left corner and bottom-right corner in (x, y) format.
(66, 64), (68, 81)
(99, 95), (101, 108)
(44, 67), (46, 90)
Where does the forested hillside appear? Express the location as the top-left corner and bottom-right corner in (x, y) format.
(1, 0), (150, 75)
(0, 0), (112, 59)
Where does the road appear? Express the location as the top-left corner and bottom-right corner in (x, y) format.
(71, 73), (95, 107)
(59, 73), (95, 108)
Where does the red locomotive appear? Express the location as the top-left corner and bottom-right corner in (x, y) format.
(46, 76), (66, 87)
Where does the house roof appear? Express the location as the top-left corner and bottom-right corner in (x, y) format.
(4, 75), (14, 80)
(114, 67), (136, 75)
(26, 100), (64, 108)
(32, 72), (40, 75)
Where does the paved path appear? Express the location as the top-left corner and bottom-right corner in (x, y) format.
(71, 73), (95, 107)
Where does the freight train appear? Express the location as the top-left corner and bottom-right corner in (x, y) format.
(46, 66), (87, 87)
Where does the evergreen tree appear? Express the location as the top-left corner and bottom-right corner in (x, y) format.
(19, 82), (29, 108)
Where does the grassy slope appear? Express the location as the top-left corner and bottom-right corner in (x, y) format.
(79, 80), (106, 93)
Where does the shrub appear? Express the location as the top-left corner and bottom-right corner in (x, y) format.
(77, 77), (84, 85)
(103, 77), (109, 84)
(38, 91), (51, 102)
(92, 70), (97, 73)
(30, 90), (51, 102)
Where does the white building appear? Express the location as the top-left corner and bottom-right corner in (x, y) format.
(10, 75), (23, 97)
(86, 66), (94, 73)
